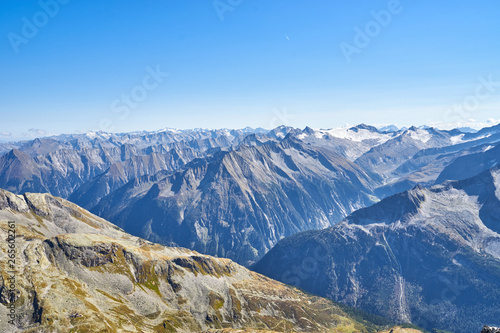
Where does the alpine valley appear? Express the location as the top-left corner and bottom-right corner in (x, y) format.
(1, 123), (500, 332)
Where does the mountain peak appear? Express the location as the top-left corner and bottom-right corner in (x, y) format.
(350, 123), (379, 132)
(6, 148), (27, 158)
(378, 125), (400, 133)
(302, 126), (315, 134)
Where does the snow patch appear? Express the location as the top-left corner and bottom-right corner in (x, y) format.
(156, 128), (180, 133)
(450, 134), (465, 144)
(474, 133), (493, 141)
(85, 131), (98, 139)
(314, 132), (324, 139)
(296, 133), (308, 140)
(319, 127), (395, 144)
(485, 240), (500, 259)
(408, 128), (432, 143)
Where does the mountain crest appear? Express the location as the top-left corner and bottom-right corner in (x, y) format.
(0, 187), (383, 332)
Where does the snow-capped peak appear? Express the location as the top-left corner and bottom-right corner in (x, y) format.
(405, 127), (432, 143)
(319, 125), (396, 144)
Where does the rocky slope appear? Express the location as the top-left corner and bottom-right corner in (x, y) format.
(0, 188), (384, 333)
(253, 166), (500, 333)
(435, 142), (500, 184)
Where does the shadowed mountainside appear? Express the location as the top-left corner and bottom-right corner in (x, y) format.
(253, 166), (500, 333)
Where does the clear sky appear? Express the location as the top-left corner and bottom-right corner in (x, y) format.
(1, 0), (499, 140)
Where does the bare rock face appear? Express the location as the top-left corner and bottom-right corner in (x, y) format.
(0, 188), (379, 332)
(482, 326), (500, 333)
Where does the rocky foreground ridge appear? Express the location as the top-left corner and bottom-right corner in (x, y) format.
(0, 188), (390, 332)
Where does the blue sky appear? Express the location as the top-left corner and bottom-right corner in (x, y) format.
(1, 0), (499, 140)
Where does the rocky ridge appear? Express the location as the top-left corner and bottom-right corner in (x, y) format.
(482, 326), (500, 333)
(0, 188), (382, 333)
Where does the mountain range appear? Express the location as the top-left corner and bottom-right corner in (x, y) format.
(1, 124), (500, 266)
(1, 123), (500, 332)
